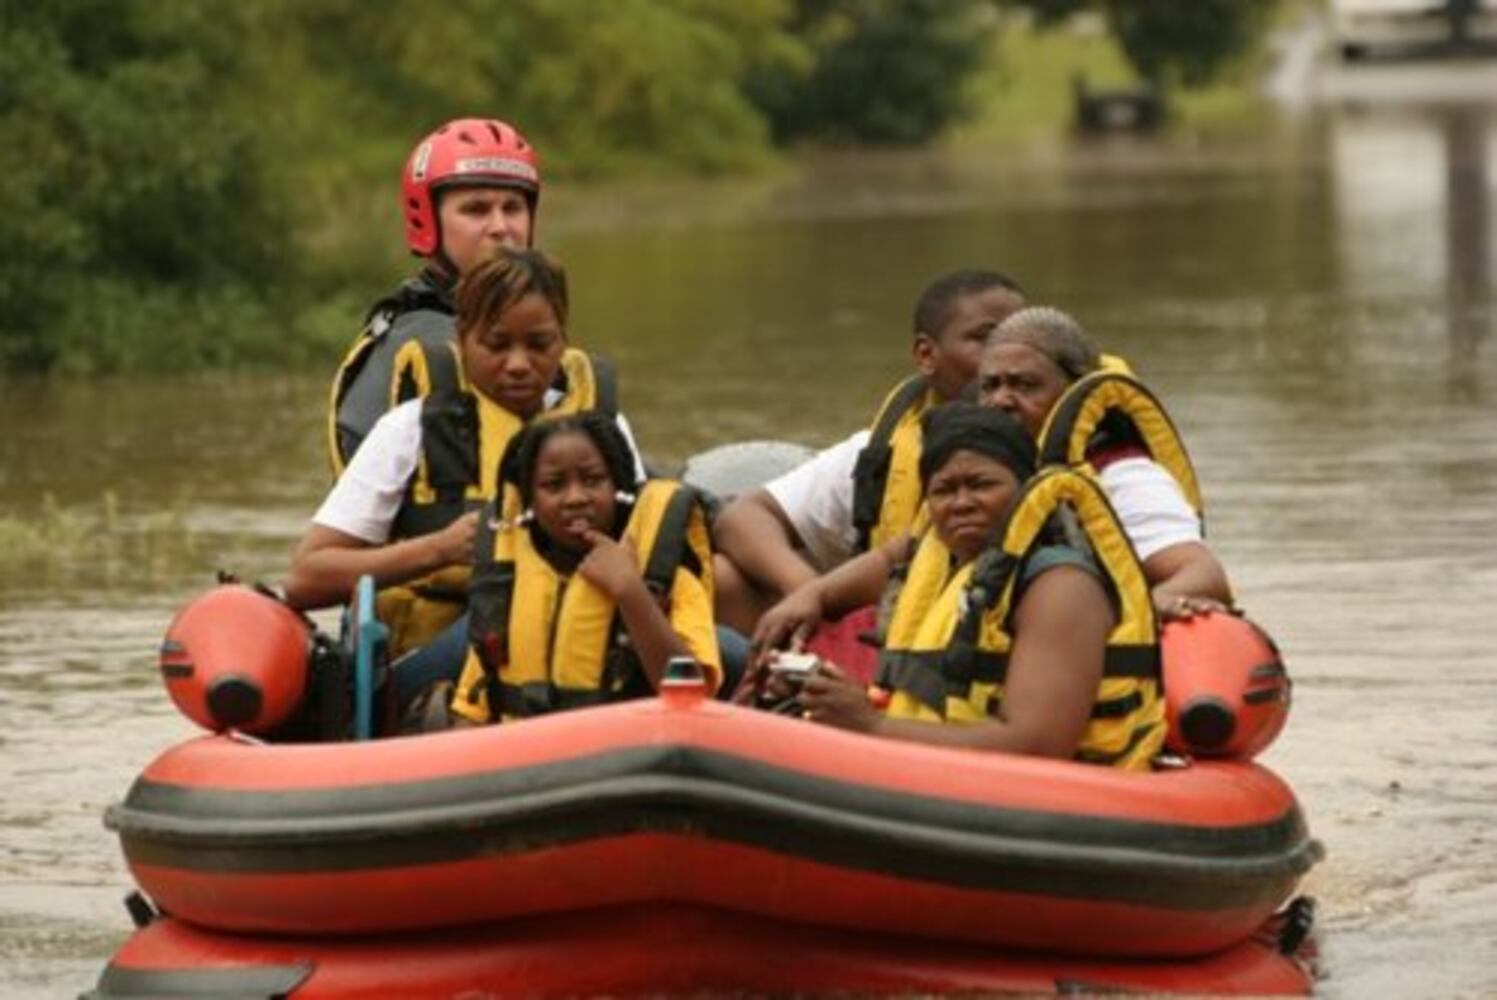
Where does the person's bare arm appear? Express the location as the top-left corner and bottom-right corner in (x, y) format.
(751, 536), (904, 658)
(282, 513), (478, 610)
(713, 489), (820, 599)
(1143, 540), (1232, 619)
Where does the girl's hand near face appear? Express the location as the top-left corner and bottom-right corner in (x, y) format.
(577, 529), (643, 600)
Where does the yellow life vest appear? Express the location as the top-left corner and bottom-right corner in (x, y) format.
(851, 375), (941, 552)
(373, 344), (619, 658)
(454, 479), (719, 723)
(1036, 369), (1205, 526)
(876, 466), (1165, 770)
(847, 356), (1130, 554)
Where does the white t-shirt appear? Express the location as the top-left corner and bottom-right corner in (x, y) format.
(314, 394), (645, 544)
(1097, 456), (1203, 563)
(764, 434), (1201, 575)
(764, 429), (868, 574)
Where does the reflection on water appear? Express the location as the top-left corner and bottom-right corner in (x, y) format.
(2, 107), (1495, 997)
(1331, 101), (1495, 401)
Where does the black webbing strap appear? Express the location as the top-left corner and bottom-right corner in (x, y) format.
(465, 505), (516, 717)
(642, 485), (703, 596)
(851, 376), (928, 551)
(589, 352), (620, 416)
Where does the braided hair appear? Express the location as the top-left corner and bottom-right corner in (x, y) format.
(500, 411), (639, 519)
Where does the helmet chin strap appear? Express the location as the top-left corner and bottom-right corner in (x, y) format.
(422, 254), (459, 288)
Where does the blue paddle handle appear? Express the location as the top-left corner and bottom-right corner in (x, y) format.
(353, 575), (388, 741)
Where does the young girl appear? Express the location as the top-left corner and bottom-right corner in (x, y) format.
(450, 413), (720, 724)
(285, 249), (641, 715)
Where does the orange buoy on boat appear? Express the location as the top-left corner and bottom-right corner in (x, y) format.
(1162, 612), (1290, 760)
(159, 586), (312, 734)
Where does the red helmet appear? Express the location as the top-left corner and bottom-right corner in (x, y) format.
(401, 118), (541, 256)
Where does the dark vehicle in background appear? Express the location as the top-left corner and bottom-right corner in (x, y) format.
(1331, 0), (1497, 60)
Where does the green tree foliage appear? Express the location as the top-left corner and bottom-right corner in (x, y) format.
(0, 0), (805, 374)
(262, 0), (799, 181)
(0, 1), (299, 373)
(1007, 0), (1272, 87)
(749, 0), (1001, 145)
(483, 1), (802, 176)
(1100, 0), (1273, 86)
(0, 0), (1273, 373)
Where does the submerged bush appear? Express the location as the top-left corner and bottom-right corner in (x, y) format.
(0, 2), (300, 375)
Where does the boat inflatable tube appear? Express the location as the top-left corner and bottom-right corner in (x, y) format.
(90, 900), (1318, 998)
(107, 682), (1320, 956)
(680, 439), (816, 505)
(1162, 612), (1290, 760)
(159, 586), (311, 734)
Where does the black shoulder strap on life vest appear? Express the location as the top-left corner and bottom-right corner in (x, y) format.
(642, 483), (706, 592)
(602, 482), (705, 697)
(390, 389), (480, 539)
(940, 546), (1022, 691)
(367, 285), (443, 330)
(466, 504), (515, 717)
(851, 375), (929, 552)
(588, 352), (620, 417)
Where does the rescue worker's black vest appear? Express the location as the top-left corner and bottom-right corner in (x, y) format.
(328, 270), (457, 477)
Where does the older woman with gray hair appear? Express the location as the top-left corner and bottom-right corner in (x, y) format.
(977, 306), (1231, 619)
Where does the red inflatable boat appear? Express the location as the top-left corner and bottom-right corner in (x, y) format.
(96, 673), (1320, 996)
(95, 900), (1317, 998)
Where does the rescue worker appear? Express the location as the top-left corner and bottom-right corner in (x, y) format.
(977, 307), (1230, 619)
(284, 248), (641, 714)
(328, 118), (543, 474)
(763, 403), (1164, 769)
(712, 269), (1026, 634)
(449, 413), (720, 725)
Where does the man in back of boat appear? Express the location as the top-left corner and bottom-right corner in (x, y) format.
(328, 117), (544, 475)
(712, 269), (1026, 635)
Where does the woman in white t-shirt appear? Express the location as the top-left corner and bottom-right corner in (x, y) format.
(283, 248), (641, 720)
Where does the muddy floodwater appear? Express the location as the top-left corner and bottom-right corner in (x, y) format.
(2, 103), (1495, 997)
